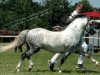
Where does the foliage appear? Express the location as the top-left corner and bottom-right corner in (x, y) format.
(81, 0), (93, 12)
(0, 0), (100, 31)
(0, 0), (44, 30)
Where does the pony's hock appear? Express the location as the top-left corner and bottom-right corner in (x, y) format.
(0, 17), (97, 72)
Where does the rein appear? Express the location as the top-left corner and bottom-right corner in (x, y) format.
(85, 17), (91, 32)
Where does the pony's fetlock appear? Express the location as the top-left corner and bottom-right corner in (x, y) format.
(28, 65), (33, 72)
(16, 67), (20, 72)
(59, 70), (62, 73)
(58, 66), (62, 73)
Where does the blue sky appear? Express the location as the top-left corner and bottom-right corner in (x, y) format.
(33, 0), (100, 8)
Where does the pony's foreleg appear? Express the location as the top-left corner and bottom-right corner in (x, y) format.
(49, 53), (61, 71)
(58, 52), (70, 73)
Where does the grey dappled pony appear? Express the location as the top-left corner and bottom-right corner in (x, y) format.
(0, 17), (96, 72)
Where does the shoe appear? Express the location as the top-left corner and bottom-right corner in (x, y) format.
(48, 60), (54, 71)
(75, 64), (87, 71)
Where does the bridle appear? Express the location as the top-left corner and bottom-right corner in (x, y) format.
(85, 17), (96, 35)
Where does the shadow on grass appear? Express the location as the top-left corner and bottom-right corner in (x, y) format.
(20, 69), (52, 72)
(33, 69), (72, 73)
(21, 69), (72, 73)
(15, 69), (99, 74)
(76, 69), (100, 74)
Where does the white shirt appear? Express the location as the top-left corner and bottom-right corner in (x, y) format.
(68, 10), (80, 20)
(82, 41), (88, 52)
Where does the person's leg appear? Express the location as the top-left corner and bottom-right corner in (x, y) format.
(76, 42), (88, 70)
(76, 54), (85, 69)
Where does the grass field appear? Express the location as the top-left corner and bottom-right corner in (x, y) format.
(0, 45), (100, 75)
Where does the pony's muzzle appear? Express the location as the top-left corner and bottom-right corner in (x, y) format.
(89, 30), (96, 35)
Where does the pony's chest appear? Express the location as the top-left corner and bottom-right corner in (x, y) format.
(43, 45), (65, 53)
(64, 33), (83, 48)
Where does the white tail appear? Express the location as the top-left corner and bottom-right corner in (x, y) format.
(0, 30), (29, 52)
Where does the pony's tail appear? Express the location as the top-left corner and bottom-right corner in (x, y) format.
(0, 30), (29, 52)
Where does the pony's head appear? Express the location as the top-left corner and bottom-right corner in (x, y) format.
(78, 16), (96, 35)
(85, 18), (96, 35)
(66, 16), (96, 35)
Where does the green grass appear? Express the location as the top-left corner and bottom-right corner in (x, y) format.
(0, 45), (100, 75)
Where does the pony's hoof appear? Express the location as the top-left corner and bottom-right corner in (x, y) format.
(48, 60), (54, 71)
(75, 64), (87, 71)
(29, 68), (32, 72)
(58, 67), (62, 73)
(16, 67), (20, 72)
(16, 68), (20, 72)
(58, 70), (62, 73)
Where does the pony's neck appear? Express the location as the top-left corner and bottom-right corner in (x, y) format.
(65, 18), (86, 32)
(64, 18), (87, 39)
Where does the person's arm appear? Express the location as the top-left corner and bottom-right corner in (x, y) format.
(66, 10), (79, 22)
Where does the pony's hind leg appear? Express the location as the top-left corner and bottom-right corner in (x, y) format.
(26, 45), (41, 71)
(16, 52), (27, 72)
(16, 43), (30, 72)
(16, 42), (41, 72)
(26, 55), (33, 71)
(16, 51), (33, 72)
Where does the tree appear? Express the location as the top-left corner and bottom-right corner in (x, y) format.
(81, 0), (93, 12)
(2, 0), (94, 31)
(0, 0), (44, 30)
(43, 0), (70, 30)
